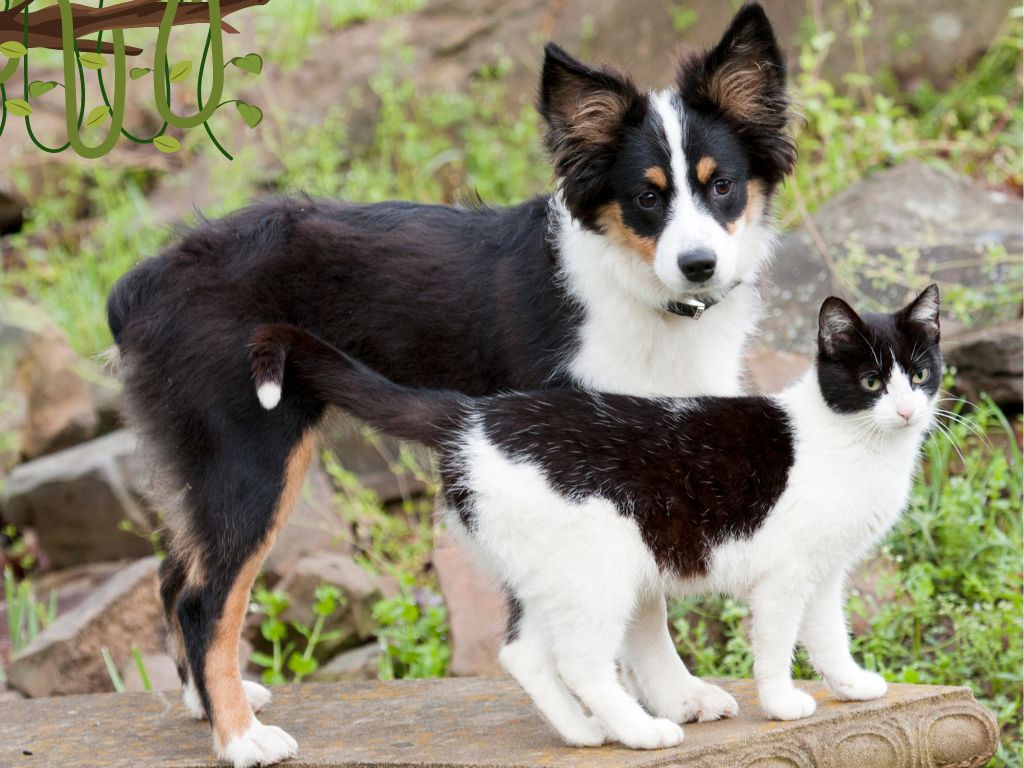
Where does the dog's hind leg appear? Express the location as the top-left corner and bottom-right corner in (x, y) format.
(177, 430), (314, 767)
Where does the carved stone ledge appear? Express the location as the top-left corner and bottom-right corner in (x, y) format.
(0, 677), (998, 767)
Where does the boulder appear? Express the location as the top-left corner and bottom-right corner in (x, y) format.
(764, 162), (1023, 353)
(0, 179), (25, 235)
(433, 533), (507, 677)
(6, 557), (164, 697)
(744, 346), (811, 395)
(943, 320), (1023, 408)
(312, 643), (381, 683)
(2, 430), (158, 568)
(120, 652), (181, 693)
(269, 553), (398, 660)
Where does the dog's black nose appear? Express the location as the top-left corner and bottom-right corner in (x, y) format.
(678, 249), (716, 283)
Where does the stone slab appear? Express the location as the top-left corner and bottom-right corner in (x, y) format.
(0, 678), (997, 767)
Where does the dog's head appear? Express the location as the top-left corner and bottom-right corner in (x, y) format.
(539, 3), (794, 299)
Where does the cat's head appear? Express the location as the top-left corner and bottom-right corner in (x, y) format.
(816, 285), (942, 432)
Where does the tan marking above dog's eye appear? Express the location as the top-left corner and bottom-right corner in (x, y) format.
(644, 167), (668, 190)
(696, 156), (717, 185)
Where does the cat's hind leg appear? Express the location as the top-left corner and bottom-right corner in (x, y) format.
(799, 572), (887, 702)
(499, 600), (607, 746)
(621, 593), (738, 723)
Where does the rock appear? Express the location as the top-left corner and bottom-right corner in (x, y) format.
(6, 557), (164, 697)
(263, 454), (349, 583)
(764, 162), (1023, 353)
(270, 553), (398, 660)
(848, 555), (907, 637)
(433, 533), (507, 677)
(0, 678), (1000, 767)
(121, 653), (181, 693)
(0, 298), (104, 462)
(2, 430), (158, 568)
(0, 687), (25, 703)
(744, 346), (811, 394)
(312, 643), (381, 682)
(943, 320), (1023, 408)
(0, 179), (26, 235)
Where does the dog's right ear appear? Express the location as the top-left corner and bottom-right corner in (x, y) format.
(539, 44), (644, 221)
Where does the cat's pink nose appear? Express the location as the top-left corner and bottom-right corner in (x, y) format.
(897, 407), (914, 422)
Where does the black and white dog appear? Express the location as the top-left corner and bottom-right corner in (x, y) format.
(107, 4), (794, 765)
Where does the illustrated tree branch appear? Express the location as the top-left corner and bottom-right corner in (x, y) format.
(0, 0), (269, 56)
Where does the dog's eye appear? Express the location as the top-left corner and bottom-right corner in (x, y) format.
(911, 368), (930, 385)
(636, 191), (660, 210)
(860, 374), (883, 392)
(712, 179), (733, 197)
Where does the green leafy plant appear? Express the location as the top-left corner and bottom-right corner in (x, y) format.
(1, 567), (57, 683)
(250, 583), (347, 685)
(373, 588), (450, 680)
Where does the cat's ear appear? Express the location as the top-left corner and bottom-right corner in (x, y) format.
(675, 3), (795, 184)
(818, 296), (862, 357)
(902, 284), (941, 341)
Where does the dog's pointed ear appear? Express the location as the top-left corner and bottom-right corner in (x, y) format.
(818, 296), (863, 358)
(676, 3), (795, 184)
(538, 44), (644, 221)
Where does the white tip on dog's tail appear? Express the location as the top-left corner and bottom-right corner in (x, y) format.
(256, 382), (282, 410)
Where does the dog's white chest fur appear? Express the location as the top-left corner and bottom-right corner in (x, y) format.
(553, 202), (762, 397)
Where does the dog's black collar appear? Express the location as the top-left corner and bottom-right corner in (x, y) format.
(664, 279), (743, 320)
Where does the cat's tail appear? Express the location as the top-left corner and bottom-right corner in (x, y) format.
(249, 324), (469, 448)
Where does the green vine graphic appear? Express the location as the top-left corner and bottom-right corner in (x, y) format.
(0, 0), (268, 159)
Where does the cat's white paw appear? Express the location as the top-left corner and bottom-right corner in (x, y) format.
(560, 715), (608, 747)
(218, 719), (298, 768)
(614, 717), (684, 749)
(760, 687), (817, 721)
(826, 669), (887, 701)
(242, 680), (273, 713)
(648, 680), (739, 723)
(690, 682), (739, 722)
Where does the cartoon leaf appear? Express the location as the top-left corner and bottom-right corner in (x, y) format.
(4, 98), (31, 116)
(130, 67), (152, 80)
(230, 53), (262, 75)
(169, 61), (192, 83)
(28, 80), (57, 98)
(79, 52), (107, 70)
(235, 101), (263, 129)
(86, 105), (111, 128)
(0, 41), (27, 59)
(153, 135), (181, 153)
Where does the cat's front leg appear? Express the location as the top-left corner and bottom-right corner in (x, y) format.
(799, 572), (887, 702)
(749, 579), (817, 721)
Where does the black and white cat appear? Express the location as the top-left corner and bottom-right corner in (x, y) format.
(249, 285), (942, 750)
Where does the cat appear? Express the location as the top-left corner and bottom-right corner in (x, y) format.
(248, 284), (942, 749)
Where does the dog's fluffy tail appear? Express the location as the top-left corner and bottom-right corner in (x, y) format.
(250, 324), (469, 448)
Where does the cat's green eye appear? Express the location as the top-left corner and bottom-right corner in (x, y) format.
(860, 374), (883, 392)
(911, 369), (930, 384)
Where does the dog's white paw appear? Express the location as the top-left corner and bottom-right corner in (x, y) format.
(760, 686), (817, 721)
(614, 717), (684, 750)
(219, 719), (298, 768)
(826, 669), (887, 702)
(183, 679), (206, 720)
(560, 715), (608, 747)
(242, 680), (273, 713)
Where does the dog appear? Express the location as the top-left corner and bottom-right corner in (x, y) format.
(106, 4), (794, 765)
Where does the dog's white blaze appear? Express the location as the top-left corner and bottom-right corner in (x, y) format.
(555, 196), (761, 397)
(650, 91), (743, 293)
(257, 382), (281, 410)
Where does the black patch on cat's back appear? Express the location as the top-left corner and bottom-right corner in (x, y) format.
(476, 392), (795, 578)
